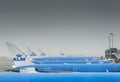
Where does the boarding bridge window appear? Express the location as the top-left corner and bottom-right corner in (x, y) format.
(111, 51), (114, 53)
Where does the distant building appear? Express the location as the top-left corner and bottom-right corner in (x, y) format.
(105, 48), (120, 63)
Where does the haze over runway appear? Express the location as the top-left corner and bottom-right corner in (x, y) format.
(0, 0), (120, 57)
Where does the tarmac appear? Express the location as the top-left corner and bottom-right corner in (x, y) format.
(0, 57), (13, 72)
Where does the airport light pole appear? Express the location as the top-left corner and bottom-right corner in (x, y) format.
(110, 33), (114, 48)
(108, 36), (111, 49)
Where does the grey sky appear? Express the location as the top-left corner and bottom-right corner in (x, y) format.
(0, 0), (120, 57)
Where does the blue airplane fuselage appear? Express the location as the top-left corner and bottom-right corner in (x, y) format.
(32, 60), (111, 64)
(13, 64), (120, 72)
(33, 57), (99, 61)
(0, 73), (120, 82)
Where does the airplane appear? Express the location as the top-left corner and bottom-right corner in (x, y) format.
(32, 59), (111, 64)
(5, 42), (120, 73)
(32, 55), (106, 64)
(0, 73), (120, 82)
(32, 56), (100, 61)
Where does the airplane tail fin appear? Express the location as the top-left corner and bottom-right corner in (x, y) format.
(59, 50), (65, 56)
(27, 47), (39, 58)
(39, 49), (47, 56)
(5, 42), (33, 68)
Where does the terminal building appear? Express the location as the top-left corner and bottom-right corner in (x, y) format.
(105, 48), (120, 63)
(105, 33), (120, 63)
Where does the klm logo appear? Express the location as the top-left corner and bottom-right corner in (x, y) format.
(13, 54), (26, 61)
